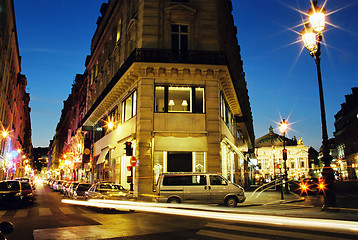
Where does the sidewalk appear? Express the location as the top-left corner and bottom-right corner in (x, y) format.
(234, 187), (358, 222)
(243, 189), (304, 206)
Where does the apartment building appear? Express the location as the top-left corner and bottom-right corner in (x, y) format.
(57, 0), (254, 198)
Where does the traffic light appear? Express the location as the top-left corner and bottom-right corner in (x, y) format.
(125, 141), (133, 156)
(82, 139), (91, 163)
(277, 164), (282, 169)
(283, 149), (287, 160)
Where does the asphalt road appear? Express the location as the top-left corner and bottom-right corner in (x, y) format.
(1, 182), (358, 239)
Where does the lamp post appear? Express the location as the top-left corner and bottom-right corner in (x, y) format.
(272, 146), (276, 180)
(279, 119), (289, 193)
(301, 0), (336, 209)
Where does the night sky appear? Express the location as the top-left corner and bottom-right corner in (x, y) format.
(13, 0), (358, 150)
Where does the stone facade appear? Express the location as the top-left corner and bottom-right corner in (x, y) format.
(51, 0), (254, 197)
(334, 87), (358, 180)
(0, 0), (32, 180)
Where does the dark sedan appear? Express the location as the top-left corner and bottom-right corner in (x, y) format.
(85, 182), (128, 200)
(72, 183), (92, 199)
(0, 180), (22, 208)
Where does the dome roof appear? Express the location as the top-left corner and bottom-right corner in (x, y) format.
(255, 126), (297, 148)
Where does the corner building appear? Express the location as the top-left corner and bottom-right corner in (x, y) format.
(81, 0), (254, 198)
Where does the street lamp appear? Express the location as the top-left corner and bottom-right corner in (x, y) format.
(1, 130), (9, 138)
(301, 0), (336, 209)
(279, 119), (289, 193)
(272, 146), (276, 179)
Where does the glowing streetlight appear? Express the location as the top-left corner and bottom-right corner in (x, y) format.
(2, 130), (9, 138)
(107, 121), (114, 130)
(301, 0), (336, 209)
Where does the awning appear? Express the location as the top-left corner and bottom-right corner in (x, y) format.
(154, 136), (207, 151)
(111, 145), (123, 158)
(96, 148), (109, 165)
(222, 137), (245, 159)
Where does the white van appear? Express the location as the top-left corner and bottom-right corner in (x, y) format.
(155, 173), (245, 207)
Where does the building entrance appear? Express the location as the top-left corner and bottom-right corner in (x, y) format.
(167, 152), (192, 172)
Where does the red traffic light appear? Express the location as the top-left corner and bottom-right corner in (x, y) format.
(283, 149), (287, 160)
(125, 141), (133, 156)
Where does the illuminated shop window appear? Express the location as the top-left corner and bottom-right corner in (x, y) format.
(168, 86), (191, 112)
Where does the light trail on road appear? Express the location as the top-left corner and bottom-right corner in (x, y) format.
(62, 199), (358, 236)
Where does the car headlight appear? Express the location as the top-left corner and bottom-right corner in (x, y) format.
(15, 192), (22, 197)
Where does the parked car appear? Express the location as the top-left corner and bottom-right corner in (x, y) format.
(60, 181), (72, 196)
(15, 177), (35, 190)
(0, 180), (22, 208)
(72, 183), (92, 199)
(52, 180), (63, 191)
(155, 173), (246, 207)
(85, 182), (128, 200)
(20, 181), (34, 205)
(66, 182), (79, 198)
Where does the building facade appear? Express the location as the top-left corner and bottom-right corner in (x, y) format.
(50, 0), (255, 198)
(254, 126), (309, 183)
(334, 87), (358, 180)
(0, 0), (32, 180)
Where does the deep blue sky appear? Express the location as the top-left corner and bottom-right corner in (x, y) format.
(14, 0), (358, 150)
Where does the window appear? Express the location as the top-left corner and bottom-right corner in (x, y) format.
(155, 86), (204, 113)
(122, 91), (137, 122)
(210, 175), (227, 185)
(172, 24), (188, 54)
(194, 88), (205, 113)
(220, 93), (235, 134)
(94, 118), (106, 141)
(163, 175), (206, 186)
(168, 86), (191, 112)
(155, 86), (165, 112)
(116, 19), (122, 43)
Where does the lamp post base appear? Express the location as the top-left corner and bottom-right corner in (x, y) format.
(321, 159), (336, 209)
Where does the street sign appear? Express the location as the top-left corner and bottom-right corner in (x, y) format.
(130, 156), (137, 167)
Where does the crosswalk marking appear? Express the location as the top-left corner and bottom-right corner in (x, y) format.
(0, 206), (89, 218)
(39, 208), (52, 216)
(14, 208), (28, 218)
(205, 222), (348, 240)
(59, 207), (76, 215)
(197, 229), (267, 240)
